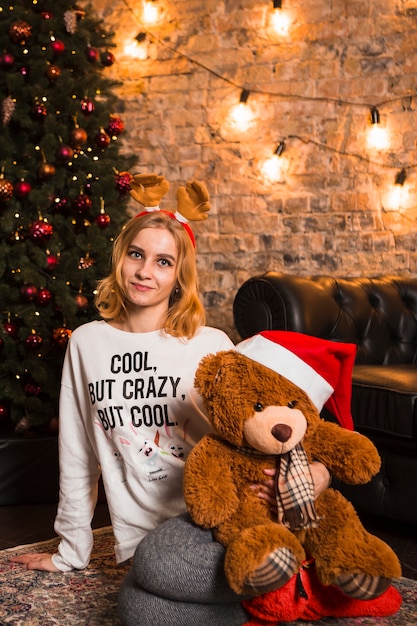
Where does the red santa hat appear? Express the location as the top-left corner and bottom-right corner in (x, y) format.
(236, 330), (357, 430)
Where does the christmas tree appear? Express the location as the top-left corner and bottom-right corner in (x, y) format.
(0, 2), (137, 436)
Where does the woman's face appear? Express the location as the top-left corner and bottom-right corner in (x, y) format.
(120, 227), (178, 314)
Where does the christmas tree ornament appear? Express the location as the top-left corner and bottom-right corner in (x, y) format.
(0, 53), (15, 68)
(115, 170), (132, 194)
(9, 20), (33, 45)
(53, 195), (69, 211)
(0, 403), (10, 420)
(78, 255), (95, 269)
(46, 252), (59, 270)
(95, 128), (111, 148)
(2, 96), (16, 124)
(20, 284), (38, 301)
(107, 114), (124, 137)
(56, 144), (74, 162)
(47, 64), (61, 82)
(74, 293), (88, 309)
(95, 211), (111, 228)
(73, 193), (92, 212)
(0, 175), (14, 202)
(64, 10), (78, 34)
(70, 125), (88, 148)
(15, 180), (32, 198)
(41, 11), (54, 20)
(35, 288), (53, 305)
(86, 45), (100, 63)
(3, 320), (18, 338)
(101, 50), (115, 66)
(32, 101), (47, 119)
(38, 161), (56, 179)
(80, 98), (95, 115)
(29, 219), (54, 241)
(25, 332), (43, 349)
(23, 381), (42, 396)
(50, 39), (65, 55)
(52, 326), (72, 347)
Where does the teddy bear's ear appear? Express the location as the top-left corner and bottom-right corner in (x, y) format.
(194, 350), (238, 397)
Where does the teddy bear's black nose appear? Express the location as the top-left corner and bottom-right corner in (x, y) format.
(271, 423), (292, 442)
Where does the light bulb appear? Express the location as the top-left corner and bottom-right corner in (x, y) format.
(142, 1), (159, 25)
(366, 124), (390, 150)
(270, 5), (291, 36)
(229, 102), (256, 131)
(124, 39), (148, 60)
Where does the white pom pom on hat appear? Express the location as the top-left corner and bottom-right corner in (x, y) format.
(236, 330), (357, 430)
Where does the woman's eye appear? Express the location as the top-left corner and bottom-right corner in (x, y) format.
(287, 400), (297, 409)
(127, 250), (141, 259)
(158, 258), (172, 267)
(254, 402), (264, 412)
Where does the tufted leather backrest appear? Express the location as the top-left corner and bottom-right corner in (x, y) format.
(233, 272), (417, 365)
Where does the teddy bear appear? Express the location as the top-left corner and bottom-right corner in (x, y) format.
(183, 330), (402, 602)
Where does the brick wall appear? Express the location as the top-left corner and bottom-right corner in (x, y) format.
(93, 0), (417, 341)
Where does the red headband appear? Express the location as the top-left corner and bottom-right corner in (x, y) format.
(135, 209), (196, 248)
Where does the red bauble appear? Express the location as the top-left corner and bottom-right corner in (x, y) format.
(25, 333), (43, 349)
(115, 171), (132, 194)
(101, 50), (115, 66)
(47, 64), (61, 81)
(29, 220), (53, 241)
(41, 11), (53, 19)
(107, 114), (124, 137)
(86, 46), (100, 62)
(23, 382), (42, 396)
(80, 98), (95, 115)
(0, 177), (14, 202)
(9, 20), (32, 45)
(73, 193), (92, 212)
(32, 102), (47, 119)
(52, 327), (72, 347)
(74, 293), (89, 309)
(0, 53), (15, 68)
(70, 126), (88, 148)
(38, 162), (56, 179)
(95, 212), (111, 228)
(21, 283), (38, 301)
(56, 145), (74, 162)
(35, 288), (53, 306)
(15, 180), (31, 198)
(95, 129), (111, 149)
(0, 403), (9, 421)
(3, 320), (18, 338)
(46, 253), (59, 270)
(51, 39), (65, 55)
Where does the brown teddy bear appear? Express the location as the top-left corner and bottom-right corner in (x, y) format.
(183, 330), (401, 601)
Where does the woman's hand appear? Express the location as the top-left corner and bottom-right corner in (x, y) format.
(252, 461), (331, 509)
(10, 552), (60, 572)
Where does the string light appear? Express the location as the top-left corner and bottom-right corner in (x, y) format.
(367, 106), (390, 150)
(260, 141), (287, 182)
(395, 168), (407, 186)
(270, 0), (291, 36)
(142, 0), (159, 25)
(124, 33), (148, 59)
(229, 90), (255, 130)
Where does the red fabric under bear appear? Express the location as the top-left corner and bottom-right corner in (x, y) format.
(242, 559), (402, 625)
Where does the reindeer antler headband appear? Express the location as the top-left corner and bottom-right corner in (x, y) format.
(129, 173), (210, 248)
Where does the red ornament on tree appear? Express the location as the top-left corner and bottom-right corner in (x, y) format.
(95, 129), (111, 149)
(80, 98), (95, 115)
(3, 320), (18, 338)
(20, 283), (38, 301)
(56, 145), (74, 162)
(86, 45), (100, 62)
(29, 220), (53, 241)
(41, 11), (53, 19)
(95, 211), (111, 228)
(73, 193), (92, 212)
(0, 176), (14, 202)
(106, 114), (124, 137)
(50, 39), (65, 55)
(0, 403), (9, 421)
(115, 171), (132, 194)
(101, 50), (115, 66)
(15, 180), (32, 198)
(25, 332), (43, 349)
(36, 288), (53, 306)
(0, 53), (15, 69)
(74, 293), (89, 309)
(46, 252), (59, 271)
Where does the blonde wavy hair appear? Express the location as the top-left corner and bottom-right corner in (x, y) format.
(95, 212), (206, 339)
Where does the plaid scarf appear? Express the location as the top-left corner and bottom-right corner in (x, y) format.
(275, 443), (320, 531)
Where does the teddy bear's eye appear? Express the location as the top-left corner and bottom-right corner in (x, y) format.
(287, 400), (297, 409)
(254, 402), (264, 412)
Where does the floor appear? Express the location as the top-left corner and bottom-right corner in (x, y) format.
(1, 503), (416, 581)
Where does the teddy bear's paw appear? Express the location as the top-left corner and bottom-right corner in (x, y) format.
(334, 572), (392, 600)
(242, 546), (300, 596)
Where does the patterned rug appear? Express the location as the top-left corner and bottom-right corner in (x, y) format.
(1, 527), (416, 625)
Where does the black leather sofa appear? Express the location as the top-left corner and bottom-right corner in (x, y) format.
(233, 271), (417, 526)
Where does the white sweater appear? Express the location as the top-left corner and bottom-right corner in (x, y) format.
(52, 321), (234, 571)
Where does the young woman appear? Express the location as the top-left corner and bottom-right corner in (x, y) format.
(12, 176), (330, 623)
